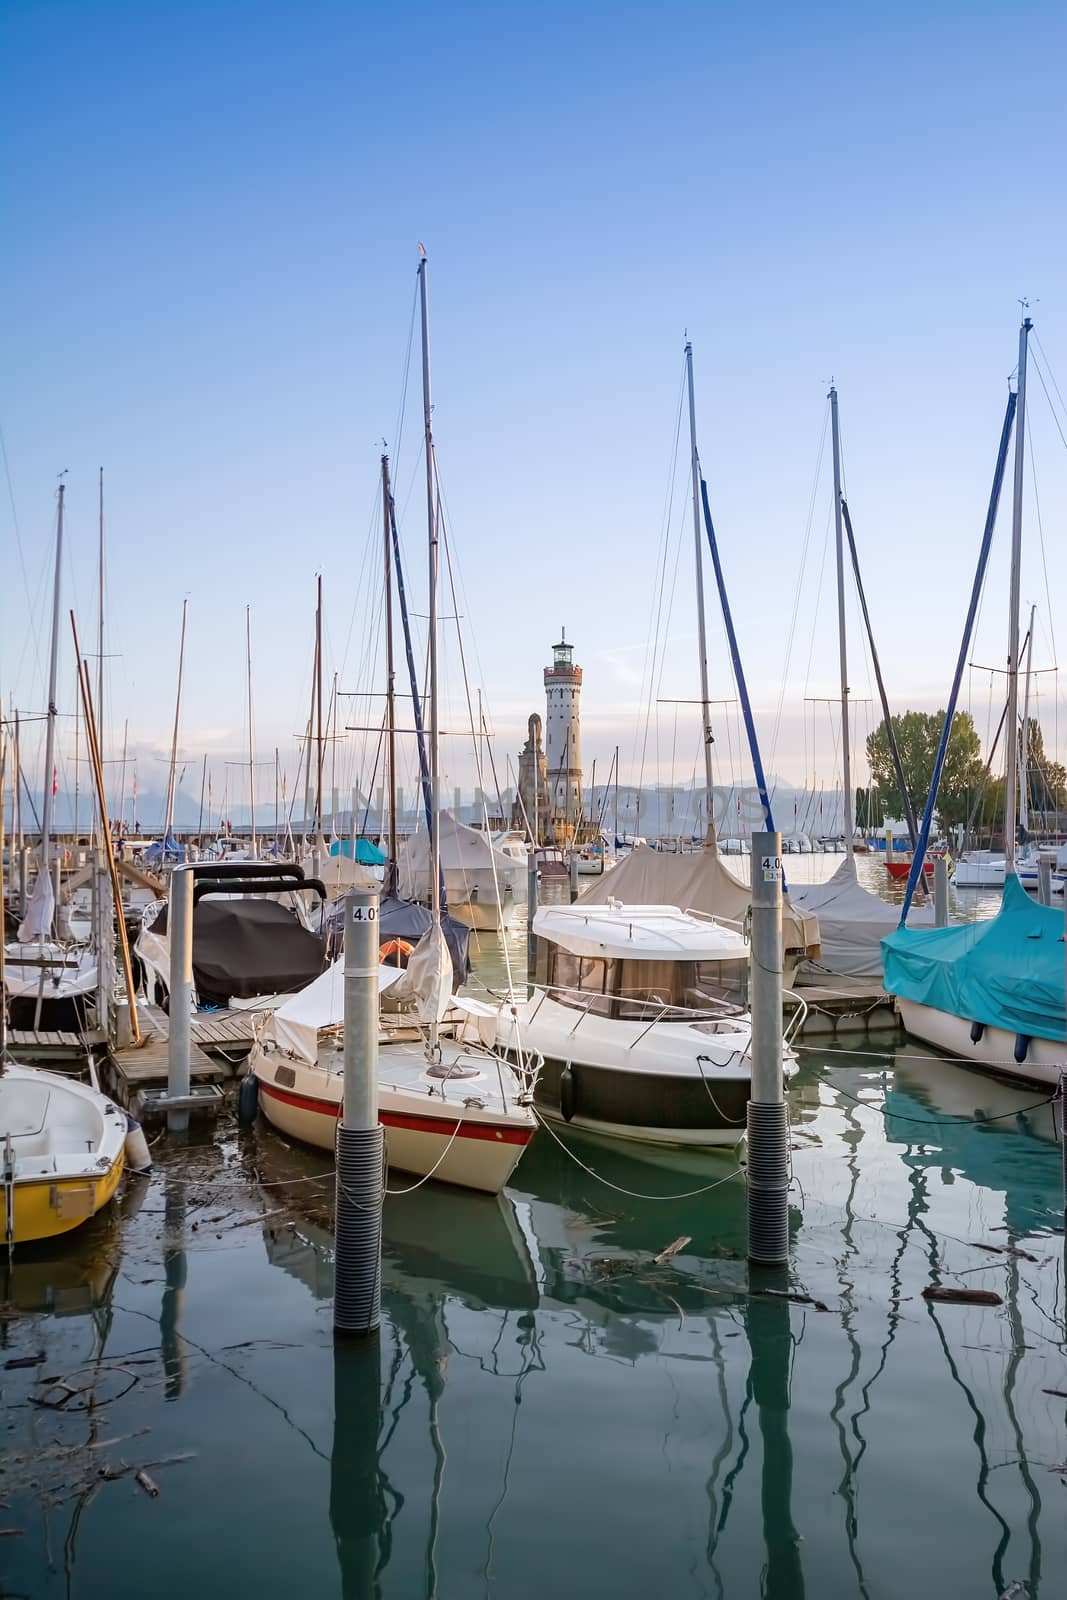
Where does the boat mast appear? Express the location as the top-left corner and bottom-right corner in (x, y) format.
(1003, 316), (1032, 875)
(39, 483), (65, 919)
(315, 576), (325, 844)
(382, 453), (399, 892)
(246, 605), (257, 856)
(96, 468), (105, 829)
(613, 743), (619, 854)
(418, 249), (441, 933)
(829, 386), (855, 861)
(685, 342), (716, 844)
(163, 598), (188, 840)
(1019, 601), (1036, 834)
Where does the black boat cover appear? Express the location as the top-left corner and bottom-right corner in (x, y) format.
(153, 898), (326, 1007)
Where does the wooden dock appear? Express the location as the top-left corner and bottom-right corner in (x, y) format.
(104, 1004), (248, 1111)
(9, 1027), (106, 1060)
(790, 976), (900, 1036)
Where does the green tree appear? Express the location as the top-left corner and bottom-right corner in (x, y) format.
(865, 710), (985, 829)
(855, 786), (885, 830)
(1023, 718), (1067, 819)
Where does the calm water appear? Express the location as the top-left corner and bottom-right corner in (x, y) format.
(2, 862), (1063, 1598)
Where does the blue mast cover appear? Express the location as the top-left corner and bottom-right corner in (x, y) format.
(882, 875), (1065, 1041)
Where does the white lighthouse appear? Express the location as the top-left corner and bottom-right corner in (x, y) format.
(544, 629), (583, 837)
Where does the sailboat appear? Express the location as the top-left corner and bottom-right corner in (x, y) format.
(883, 316), (1066, 1085)
(789, 386), (934, 979)
(252, 251), (536, 1193)
(0, 627), (126, 1248)
(577, 341), (820, 983)
(4, 484), (99, 1030)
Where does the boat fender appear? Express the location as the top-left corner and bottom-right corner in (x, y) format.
(1013, 1033), (1030, 1064)
(559, 1064), (576, 1122)
(237, 1073), (260, 1124)
(124, 1116), (152, 1174)
(969, 1021), (985, 1044)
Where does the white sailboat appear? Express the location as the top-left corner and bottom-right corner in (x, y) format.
(884, 316), (1066, 1084)
(5, 483), (99, 1030)
(790, 385), (933, 979)
(254, 251), (536, 1192)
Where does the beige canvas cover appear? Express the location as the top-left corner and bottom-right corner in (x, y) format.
(576, 846), (820, 961)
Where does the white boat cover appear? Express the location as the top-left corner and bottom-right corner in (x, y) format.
(381, 921), (454, 1025)
(398, 812), (527, 904)
(577, 844), (820, 960)
(300, 848), (380, 896)
(273, 959), (405, 1064)
(790, 856), (934, 980)
(532, 902), (749, 962)
(18, 860), (55, 942)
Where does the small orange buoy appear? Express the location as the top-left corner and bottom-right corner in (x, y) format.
(379, 938), (414, 968)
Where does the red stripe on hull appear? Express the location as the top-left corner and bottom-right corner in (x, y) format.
(259, 1080), (532, 1146)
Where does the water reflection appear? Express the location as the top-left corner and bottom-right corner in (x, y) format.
(1, 1042), (1062, 1599)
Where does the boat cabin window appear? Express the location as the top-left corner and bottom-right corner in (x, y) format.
(546, 949), (742, 1019)
(547, 951), (617, 1015)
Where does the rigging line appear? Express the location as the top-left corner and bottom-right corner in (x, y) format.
(1028, 340), (1067, 457)
(1024, 400), (1057, 672)
(770, 398), (830, 773)
(636, 360), (688, 794)
(1031, 328), (1067, 419)
(390, 273), (420, 487)
(800, 499), (835, 710)
(0, 419), (46, 694)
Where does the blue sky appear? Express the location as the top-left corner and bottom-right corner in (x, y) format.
(3, 1), (1066, 820)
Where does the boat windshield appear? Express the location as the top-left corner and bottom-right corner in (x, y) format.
(545, 949), (744, 1020)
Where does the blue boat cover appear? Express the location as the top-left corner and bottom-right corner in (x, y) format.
(144, 831), (187, 865)
(330, 837), (386, 866)
(882, 874), (1065, 1041)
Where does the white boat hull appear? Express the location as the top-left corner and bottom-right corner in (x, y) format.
(897, 998), (1065, 1089)
(253, 1044), (535, 1194)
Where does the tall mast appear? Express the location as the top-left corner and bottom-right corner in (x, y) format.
(197, 752), (207, 840)
(1003, 316), (1032, 875)
(246, 605), (257, 855)
(39, 483), (65, 899)
(829, 386), (855, 860)
(418, 249), (441, 929)
(97, 467), (105, 808)
(382, 453), (399, 891)
(685, 342), (716, 845)
(13, 708), (21, 853)
(315, 575), (324, 842)
(1019, 602), (1036, 833)
(163, 598), (188, 839)
(274, 747), (280, 847)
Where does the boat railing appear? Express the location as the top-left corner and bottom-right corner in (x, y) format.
(545, 984), (744, 1044)
(680, 906), (746, 933)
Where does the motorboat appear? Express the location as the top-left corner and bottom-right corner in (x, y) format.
(0, 1062), (126, 1245)
(465, 899), (802, 1151)
(575, 841), (820, 986)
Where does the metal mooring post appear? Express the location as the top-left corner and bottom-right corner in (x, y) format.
(166, 864), (194, 1134)
(1038, 857), (1052, 906)
(334, 886), (383, 1337)
(748, 831), (789, 1266)
(569, 850), (580, 903)
(526, 854), (539, 996)
(934, 856), (949, 925)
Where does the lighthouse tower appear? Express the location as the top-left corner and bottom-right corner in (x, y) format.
(544, 629), (583, 838)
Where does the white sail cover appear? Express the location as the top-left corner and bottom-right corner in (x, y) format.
(383, 922), (454, 1025)
(398, 811), (527, 905)
(789, 856), (934, 979)
(577, 845), (820, 961)
(273, 958), (406, 1064)
(17, 859), (55, 943)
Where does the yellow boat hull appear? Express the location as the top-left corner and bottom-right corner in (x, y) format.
(2, 1151), (125, 1245)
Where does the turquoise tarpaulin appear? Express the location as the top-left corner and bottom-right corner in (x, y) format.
(330, 837), (386, 866)
(882, 873), (1065, 1040)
